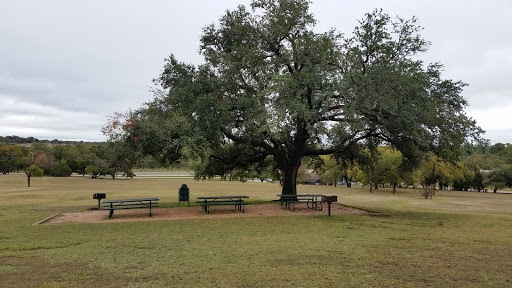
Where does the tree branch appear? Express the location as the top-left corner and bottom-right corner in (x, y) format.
(320, 115), (344, 122)
(222, 127), (281, 156)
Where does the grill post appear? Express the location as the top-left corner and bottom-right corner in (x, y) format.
(322, 195), (338, 216)
(93, 193), (106, 210)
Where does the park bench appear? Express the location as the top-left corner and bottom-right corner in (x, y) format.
(277, 194), (324, 211)
(102, 198), (159, 219)
(196, 196), (249, 214)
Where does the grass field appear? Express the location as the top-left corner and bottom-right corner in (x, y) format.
(1, 174), (511, 288)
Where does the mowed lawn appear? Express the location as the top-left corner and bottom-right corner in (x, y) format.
(1, 174), (511, 288)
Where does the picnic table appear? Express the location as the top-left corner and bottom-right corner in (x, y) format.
(196, 196), (249, 214)
(277, 194), (324, 211)
(102, 198), (159, 219)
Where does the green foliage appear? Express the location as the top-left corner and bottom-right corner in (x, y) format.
(85, 160), (113, 179)
(489, 143), (506, 155)
(0, 145), (24, 174)
(84, 165), (97, 177)
(463, 142), (512, 170)
(472, 168), (486, 192)
(451, 165), (474, 191)
(0, 135), (39, 144)
(135, 155), (163, 169)
(23, 164), (44, 187)
(314, 155), (342, 185)
(49, 160), (72, 177)
(376, 148), (405, 192)
(417, 154), (457, 191)
(25, 164), (44, 177)
(487, 165), (512, 189)
(104, 0), (481, 195)
(0, 140), (138, 179)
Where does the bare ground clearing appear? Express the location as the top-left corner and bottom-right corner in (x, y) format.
(44, 203), (372, 224)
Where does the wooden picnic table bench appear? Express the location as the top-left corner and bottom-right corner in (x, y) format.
(196, 196), (249, 214)
(277, 194), (324, 211)
(102, 198), (159, 219)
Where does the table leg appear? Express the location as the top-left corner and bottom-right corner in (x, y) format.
(109, 203), (114, 219)
(111, 203), (114, 218)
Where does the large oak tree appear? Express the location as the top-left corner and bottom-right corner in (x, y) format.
(106, 0), (481, 195)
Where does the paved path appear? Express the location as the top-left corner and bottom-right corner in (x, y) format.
(133, 171), (194, 177)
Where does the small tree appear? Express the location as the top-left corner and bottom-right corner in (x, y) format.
(371, 147), (404, 193)
(24, 164), (44, 187)
(316, 155), (344, 186)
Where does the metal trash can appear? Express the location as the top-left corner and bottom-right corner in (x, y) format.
(178, 184), (190, 206)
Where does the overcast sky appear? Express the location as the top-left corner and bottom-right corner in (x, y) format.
(1, 0), (511, 143)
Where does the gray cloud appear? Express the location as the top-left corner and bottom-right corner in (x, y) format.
(1, 0), (511, 143)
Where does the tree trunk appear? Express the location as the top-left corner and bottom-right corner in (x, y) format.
(280, 162), (300, 196)
(345, 176), (352, 188)
(24, 169), (32, 187)
(392, 182), (396, 194)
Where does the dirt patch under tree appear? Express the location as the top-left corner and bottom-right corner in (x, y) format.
(44, 203), (373, 224)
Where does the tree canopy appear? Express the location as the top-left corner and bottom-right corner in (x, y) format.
(105, 0), (481, 195)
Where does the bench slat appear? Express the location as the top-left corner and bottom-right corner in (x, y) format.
(199, 203), (248, 206)
(102, 198), (159, 219)
(197, 200), (245, 204)
(196, 200), (245, 203)
(199, 202), (249, 214)
(103, 203), (159, 207)
(103, 205), (159, 210)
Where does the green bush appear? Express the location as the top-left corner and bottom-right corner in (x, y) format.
(49, 162), (72, 177)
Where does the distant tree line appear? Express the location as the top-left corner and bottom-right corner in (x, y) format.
(0, 135), (95, 145)
(2, 135), (512, 194)
(0, 138), (150, 179)
(307, 142), (512, 194)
